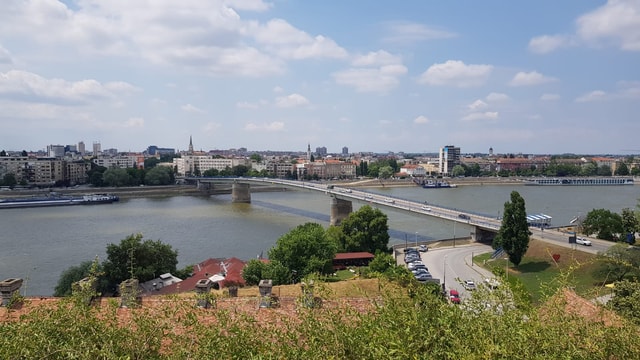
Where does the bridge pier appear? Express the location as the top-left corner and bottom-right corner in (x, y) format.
(197, 180), (212, 192)
(232, 182), (251, 203)
(472, 226), (496, 244)
(330, 197), (352, 226)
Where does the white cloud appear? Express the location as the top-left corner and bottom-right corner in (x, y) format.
(0, 70), (134, 105)
(468, 99), (488, 111)
(244, 121), (285, 131)
(575, 90), (607, 102)
(540, 93), (561, 101)
(272, 86), (284, 93)
(182, 104), (205, 113)
(486, 92), (510, 102)
(251, 19), (347, 60)
(462, 112), (499, 121)
(333, 64), (408, 93)
(275, 93), (310, 108)
(224, 0), (272, 12)
(577, 0), (640, 51)
(414, 115), (430, 124)
(0, 45), (12, 64)
(351, 50), (402, 67)
(509, 71), (557, 86)
(528, 35), (571, 54)
(418, 60), (493, 88)
(124, 117), (144, 128)
(382, 21), (457, 44)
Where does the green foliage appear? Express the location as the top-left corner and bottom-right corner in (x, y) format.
(102, 168), (131, 187)
(595, 244), (640, 282)
(241, 259), (264, 286)
(582, 208), (623, 241)
(337, 205), (390, 254)
(144, 166), (173, 185)
(54, 260), (95, 297)
(378, 165), (394, 179)
(1, 173), (17, 187)
(249, 153), (262, 163)
(451, 164), (465, 177)
(102, 233), (179, 292)
(268, 222), (337, 281)
(621, 208), (638, 243)
(493, 191), (531, 266)
(262, 260), (292, 285)
(608, 279), (640, 324)
(144, 157), (160, 169)
(367, 252), (395, 274)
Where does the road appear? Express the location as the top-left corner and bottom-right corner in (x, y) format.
(411, 244), (495, 301)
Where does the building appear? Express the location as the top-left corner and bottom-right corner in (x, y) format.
(93, 154), (144, 169)
(78, 141), (86, 155)
(399, 164), (426, 177)
(439, 145), (461, 175)
(342, 147), (349, 156)
(92, 142), (101, 156)
(315, 146), (327, 157)
(47, 145), (65, 158)
(332, 252), (375, 270)
(173, 155), (248, 176)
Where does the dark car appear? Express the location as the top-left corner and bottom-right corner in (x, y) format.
(458, 214), (471, 220)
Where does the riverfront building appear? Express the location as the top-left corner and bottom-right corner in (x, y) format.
(439, 145), (461, 176)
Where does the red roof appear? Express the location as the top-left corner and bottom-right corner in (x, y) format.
(153, 257), (247, 295)
(334, 252), (375, 260)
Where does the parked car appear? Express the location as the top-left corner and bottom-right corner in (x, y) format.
(407, 261), (424, 271)
(576, 237), (592, 246)
(418, 244), (428, 252)
(411, 265), (428, 273)
(449, 289), (461, 304)
(463, 280), (476, 291)
(404, 254), (420, 263)
(414, 272), (433, 282)
(484, 278), (500, 289)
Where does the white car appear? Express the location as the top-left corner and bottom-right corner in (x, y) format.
(576, 237), (592, 246)
(463, 280), (476, 291)
(421, 206), (431, 211)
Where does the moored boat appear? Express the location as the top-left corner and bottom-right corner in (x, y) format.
(0, 193), (119, 209)
(524, 177), (634, 186)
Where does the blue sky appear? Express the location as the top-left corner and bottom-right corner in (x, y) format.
(0, 0), (639, 155)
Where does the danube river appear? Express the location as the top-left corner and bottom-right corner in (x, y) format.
(1, 183), (638, 296)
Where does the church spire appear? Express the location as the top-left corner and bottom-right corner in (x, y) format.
(188, 135), (194, 154)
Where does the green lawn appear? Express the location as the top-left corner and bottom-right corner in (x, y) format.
(474, 240), (609, 303)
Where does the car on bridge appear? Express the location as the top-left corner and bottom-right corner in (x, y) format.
(458, 214), (471, 220)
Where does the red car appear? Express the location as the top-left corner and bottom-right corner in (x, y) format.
(449, 289), (461, 304)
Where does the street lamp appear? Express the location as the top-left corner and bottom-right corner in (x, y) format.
(415, 231), (418, 248)
(443, 255), (448, 290)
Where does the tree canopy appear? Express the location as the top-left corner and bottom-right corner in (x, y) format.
(331, 205), (390, 254)
(582, 208), (623, 241)
(493, 191), (531, 266)
(268, 222), (337, 281)
(595, 243), (640, 282)
(102, 233), (179, 292)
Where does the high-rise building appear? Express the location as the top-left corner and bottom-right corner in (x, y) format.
(47, 145), (65, 158)
(315, 146), (327, 157)
(342, 146), (349, 156)
(92, 141), (101, 156)
(78, 141), (85, 155)
(439, 145), (461, 175)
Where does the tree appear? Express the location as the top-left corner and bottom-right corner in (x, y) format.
(2, 173), (17, 188)
(102, 233), (180, 292)
(451, 165), (465, 177)
(621, 208), (638, 244)
(337, 205), (390, 253)
(268, 223), (337, 281)
(582, 208), (623, 241)
(0, 150), (6, 157)
(493, 191), (531, 266)
(615, 162), (630, 175)
(378, 165), (394, 179)
(103, 168), (131, 187)
(608, 279), (640, 324)
(145, 166), (173, 185)
(250, 153), (262, 163)
(241, 259), (265, 286)
(595, 244), (640, 282)
(203, 168), (219, 177)
(144, 157), (160, 169)
(367, 252), (395, 274)
(54, 260), (95, 297)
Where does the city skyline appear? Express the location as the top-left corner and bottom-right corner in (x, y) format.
(1, 1), (639, 154)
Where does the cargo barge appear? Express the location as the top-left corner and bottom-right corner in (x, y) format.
(0, 193), (119, 209)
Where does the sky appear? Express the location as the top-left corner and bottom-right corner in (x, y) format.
(0, 0), (639, 155)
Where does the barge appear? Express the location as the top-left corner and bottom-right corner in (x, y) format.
(0, 193), (119, 209)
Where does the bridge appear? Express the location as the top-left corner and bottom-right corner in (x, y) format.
(189, 177), (501, 243)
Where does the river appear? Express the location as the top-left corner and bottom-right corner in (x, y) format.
(1, 183), (638, 296)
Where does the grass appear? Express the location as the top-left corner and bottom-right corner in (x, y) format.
(229, 277), (389, 299)
(476, 239), (608, 303)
